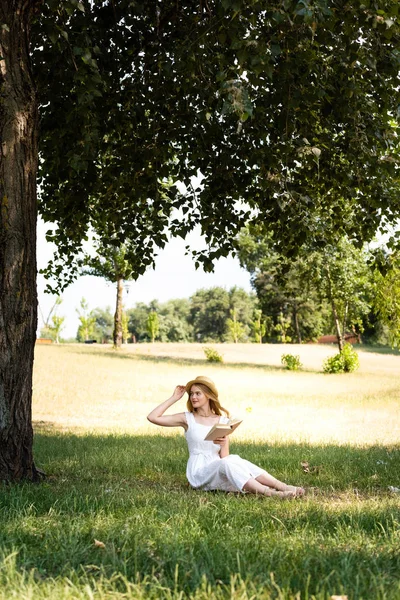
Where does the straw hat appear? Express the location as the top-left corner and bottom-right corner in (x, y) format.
(185, 375), (218, 398)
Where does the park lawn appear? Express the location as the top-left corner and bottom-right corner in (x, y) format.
(0, 343), (398, 599)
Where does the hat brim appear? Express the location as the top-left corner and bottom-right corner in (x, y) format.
(185, 377), (218, 398)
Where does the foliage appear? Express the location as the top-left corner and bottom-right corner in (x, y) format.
(39, 296), (65, 343)
(126, 292), (256, 343)
(49, 315), (65, 344)
(147, 311), (159, 343)
(189, 287), (256, 343)
(275, 312), (292, 344)
(373, 254), (400, 347)
(310, 238), (373, 351)
(236, 226), (328, 343)
(323, 344), (360, 374)
(34, 0), (400, 291)
(203, 347), (224, 363)
(157, 300), (194, 343)
(126, 302), (153, 342)
(190, 288), (231, 342)
(82, 243), (139, 347)
(228, 287), (258, 337)
(236, 226), (374, 349)
(323, 352), (347, 374)
(126, 299), (193, 343)
(76, 298), (96, 341)
(251, 309), (267, 343)
(281, 354), (303, 371)
(226, 309), (246, 343)
(121, 310), (129, 344)
(92, 307), (113, 343)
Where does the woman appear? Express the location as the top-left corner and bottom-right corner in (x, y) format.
(147, 375), (305, 498)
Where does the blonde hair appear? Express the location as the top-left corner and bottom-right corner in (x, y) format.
(186, 383), (230, 417)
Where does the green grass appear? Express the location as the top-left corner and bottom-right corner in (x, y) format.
(2, 343), (398, 598)
(1, 431), (399, 599)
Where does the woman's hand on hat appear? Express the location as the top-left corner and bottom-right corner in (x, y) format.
(171, 385), (186, 402)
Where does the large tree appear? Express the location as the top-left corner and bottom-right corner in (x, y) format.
(0, 0), (42, 480)
(189, 287), (256, 342)
(36, 0), (400, 279)
(189, 287), (231, 342)
(309, 238), (372, 350)
(236, 226), (328, 343)
(236, 226), (373, 349)
(1, 0), (400, 480)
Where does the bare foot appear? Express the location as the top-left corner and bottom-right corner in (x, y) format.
(264, 489), (296, 499)
(284, 485), (305, 497)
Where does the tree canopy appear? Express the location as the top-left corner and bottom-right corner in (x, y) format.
(34, 0), (400, 288)
(2, 0), (400, 481)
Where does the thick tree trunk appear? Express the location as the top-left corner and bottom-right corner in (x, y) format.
(113, 277), (124, 347)
(0, 1), (41, 480)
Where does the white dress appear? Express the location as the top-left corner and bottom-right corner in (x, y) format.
(184, 411), (267, 492)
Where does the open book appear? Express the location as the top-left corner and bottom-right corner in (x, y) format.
(204, 418), (242, 442)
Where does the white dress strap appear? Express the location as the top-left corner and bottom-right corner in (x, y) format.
(185, 411), (194, 426)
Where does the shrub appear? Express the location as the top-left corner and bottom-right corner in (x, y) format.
(323, 352), (345, 374)
(203, 346), (224, 363)
(323, 343), (360, 373)
(281, 353), (302, 371)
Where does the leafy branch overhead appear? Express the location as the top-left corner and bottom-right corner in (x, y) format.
(34, 0), (400, 288)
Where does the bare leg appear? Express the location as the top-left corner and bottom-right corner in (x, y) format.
(243, 477), (296, 499)
(255, 473), (305, 497)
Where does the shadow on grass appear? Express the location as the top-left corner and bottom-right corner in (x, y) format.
(25, 426), (400, 496)
(0, 428), (398, 597)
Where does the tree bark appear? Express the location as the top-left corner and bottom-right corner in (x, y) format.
(113, 277), (124, 347)
(0, 0), (41, 481)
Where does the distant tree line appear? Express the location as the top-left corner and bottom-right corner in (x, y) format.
(75, 275), (394, 347)
(78, 287), (260, 344)
(40, 233), (399, 348)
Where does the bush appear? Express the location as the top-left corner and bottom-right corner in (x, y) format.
(281, 354), (302, 371)
(203, 347), (224, 363)
(323, 343), (360, 373)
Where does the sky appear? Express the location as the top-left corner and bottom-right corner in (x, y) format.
(37, 218), (252, 339)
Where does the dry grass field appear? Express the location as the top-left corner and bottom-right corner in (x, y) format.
(33, 342), (400, 445)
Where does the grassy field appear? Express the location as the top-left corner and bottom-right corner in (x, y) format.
(1, 343), (398, 599)
(33, 342), (400, 444)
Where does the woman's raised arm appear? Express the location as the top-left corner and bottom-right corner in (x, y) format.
(147, 385), (187, 428)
